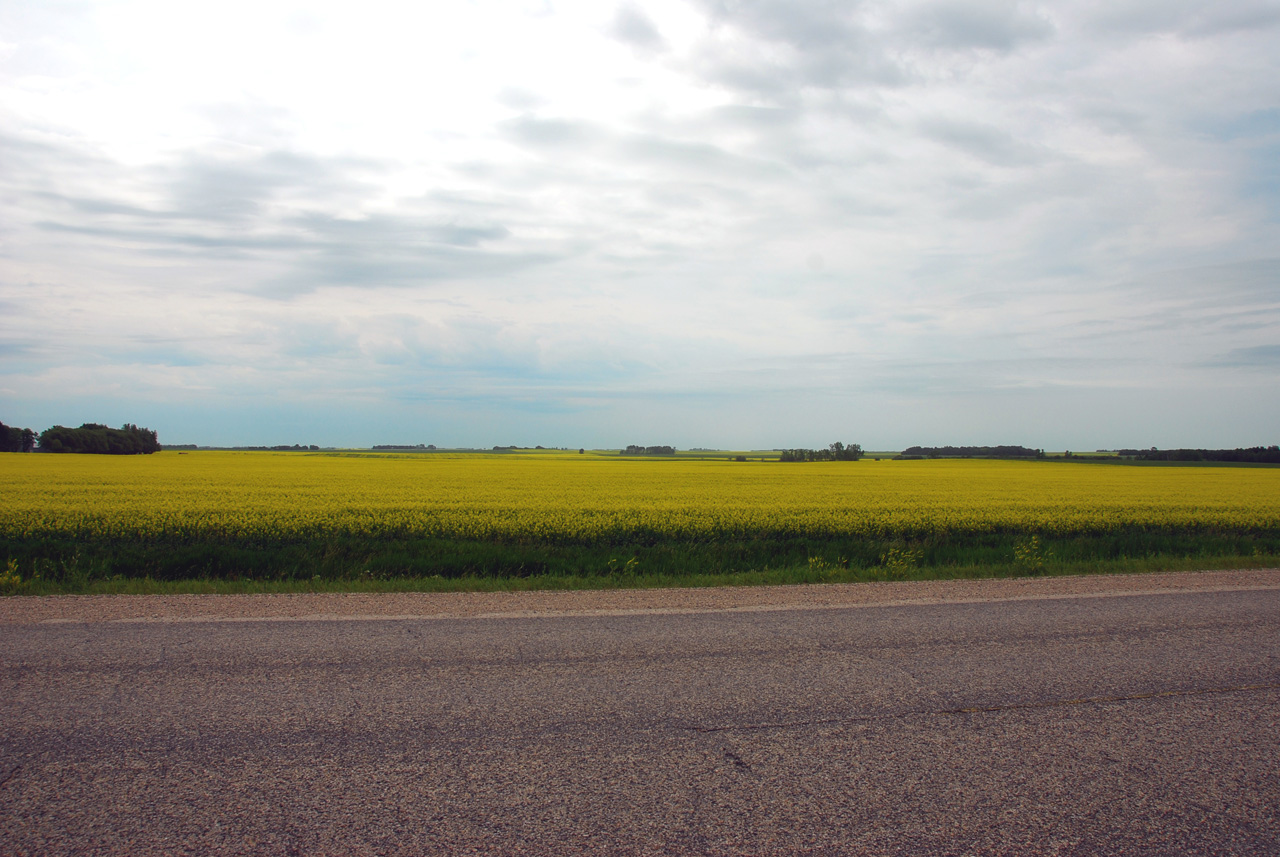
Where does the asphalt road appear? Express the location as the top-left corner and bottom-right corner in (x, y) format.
(3, 588), (1279, 855)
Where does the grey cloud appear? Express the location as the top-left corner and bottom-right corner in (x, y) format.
(34, 219), (314, 259)
(643, 184), (713, 210)
(1119, 258), (1280, 303)
(900, 0), (1056, 51)
(10, 136), (545, 294)
(0, 132), (81, 170)
(699, 0), (865, 50)
(712, 349), (1128, 398)
(277, 321), (362, 360)
(698, 43), (907, 98)
(502, 115), (603, 150)
(162, 150), (379, 223)
(16, 144), (381, 230)
(706, 104), (801, 131)
(233, 210), (537, 294)
(853, 358), (1111, 397)
(290, 212), (511, 248)
(918, 116), (1049, 166)
(689, 0), (908, 96)
(0, 338), (38, 359)
(1213, 109), (1280, 141)
(424, 188), (536, 214)
(1055, 303), (1278, 347)
(101, 343), (209, 368)
(391, 387), (601, 415)
(265, 249), (555, 295)
(0, 132), (117, 200)
(1031, 260), (1280, 361)
(610, 5), (667, 52)
(620, 133), (787, 178)
(13, 141), (555, 299)
(267, 217), (555, 295)
(820, 192), (901, 220)
(1083, 0), (1280, 38)
(687, 0), (1053, 99)
(687, 104), (816, 167)
(1184, 1), (1280, 36)
(502, 115), (788, 181)
(1204, 344), (1280, 367)
(33, 191), (163, 220)
(338, 315), (564, 380)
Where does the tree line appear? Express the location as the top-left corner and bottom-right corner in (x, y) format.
(896, 445), (1043, 459)
(621, 445), (676, 456)
(0, 421), (38, 453)
(0, 421), (161, 455)
(780, 442), (863, 462)
(1118, 446), (1280, 463)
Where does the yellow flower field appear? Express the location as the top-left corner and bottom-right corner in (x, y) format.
(2, 450), (1277, 544)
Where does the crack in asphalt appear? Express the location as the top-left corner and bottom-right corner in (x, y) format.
(692, 715), (871, 733)
(940, 681), (1280, 714)
(690, 682), (1280, 733)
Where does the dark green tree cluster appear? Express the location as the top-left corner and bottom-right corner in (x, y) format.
(897, 445), (1042, 459)
(0, 421), (37, 453)
(1117, 446), (1280, 463)
(621, 445), (676, 456)
(780, 442), (863, 462)
(38, 423), (160, 455)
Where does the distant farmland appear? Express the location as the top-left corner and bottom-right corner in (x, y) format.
(2, 451), (1277, 593)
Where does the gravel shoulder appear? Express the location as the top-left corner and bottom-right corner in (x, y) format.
(3, 567), (1279, 625)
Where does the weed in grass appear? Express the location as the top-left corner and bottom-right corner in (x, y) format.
(878, 546), (923, 581)
(807, 555), (849, 581)
(606, 556), (640, 577)
(0, 558), (22, 594)
(1013, 535), (1052, 575)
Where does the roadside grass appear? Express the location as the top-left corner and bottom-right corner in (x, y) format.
(4, 536), (1276, 596)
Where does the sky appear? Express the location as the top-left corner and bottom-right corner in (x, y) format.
(2, 0), (1278, 450)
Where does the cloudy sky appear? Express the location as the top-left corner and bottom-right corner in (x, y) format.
(2, 0), (1278, 449)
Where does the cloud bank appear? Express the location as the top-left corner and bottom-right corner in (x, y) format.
(1, 0), (1277, 448)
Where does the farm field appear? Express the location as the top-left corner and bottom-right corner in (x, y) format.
(2, 451), (1278, 594)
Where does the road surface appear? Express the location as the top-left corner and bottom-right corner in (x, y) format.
(3, 573), (1279, 855)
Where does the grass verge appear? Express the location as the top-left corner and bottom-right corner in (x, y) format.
(3, 529), (1277, 595)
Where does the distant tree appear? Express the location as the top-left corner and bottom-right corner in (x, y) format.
(829, 442), (863, 461)
(1122, 446), (1280, 464)
(0, 421), (35, 453)
(780, 442), (863, 462)
(38, 423), (160, 455)
(897, 445), (1040, 459)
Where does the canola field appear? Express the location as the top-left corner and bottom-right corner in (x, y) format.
(2, 450), (1278, 586)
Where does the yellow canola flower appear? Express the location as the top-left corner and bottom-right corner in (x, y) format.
(0, 451), (1277, 543)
